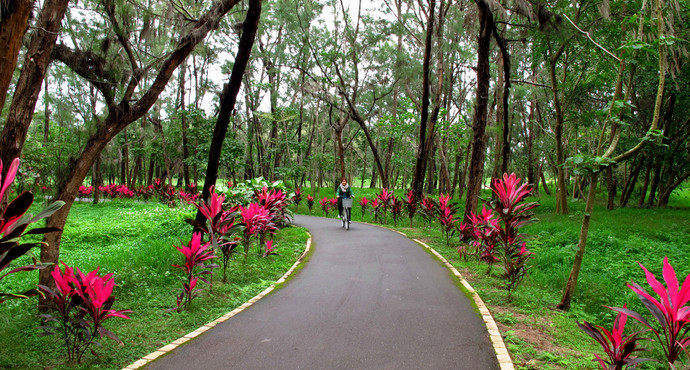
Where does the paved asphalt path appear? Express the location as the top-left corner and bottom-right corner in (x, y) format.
(148, 215), (499, 369)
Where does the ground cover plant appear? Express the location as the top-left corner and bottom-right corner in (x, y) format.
(0, 199), (309, 369)
(293, 182), (690, 369)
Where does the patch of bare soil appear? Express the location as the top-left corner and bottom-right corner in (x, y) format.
(490, 306), (583, 369)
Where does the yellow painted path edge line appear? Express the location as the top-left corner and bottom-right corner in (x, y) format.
(122, 235), (313, 369)
(380, 225), (514, 370)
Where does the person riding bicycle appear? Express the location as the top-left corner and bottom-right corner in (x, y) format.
(336, 177), (354, 219)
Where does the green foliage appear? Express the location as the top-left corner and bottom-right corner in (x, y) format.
(0, 200), (308, 368)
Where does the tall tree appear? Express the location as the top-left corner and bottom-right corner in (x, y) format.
(40, 0), (245, 299)
(195, 0), (263, 227)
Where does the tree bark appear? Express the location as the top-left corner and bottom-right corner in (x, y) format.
(620, 155), (643, 207)
(411, 0), (436, 200)
(179, 63), (191, 190)
(549, 41), (569, 215)
(194, 0), (262, 228)
(0, 0), (33, 114)
(557, 171), (598, 310)
(464, 0), (492, 220)
(1, 0), (70, 177)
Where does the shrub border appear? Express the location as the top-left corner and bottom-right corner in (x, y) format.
(122, 235), (313, 369)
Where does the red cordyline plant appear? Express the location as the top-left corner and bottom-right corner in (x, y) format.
(306, 195), (315, 213)
(171, 233), (218, 310)
(319, 197), (331, 216)
(403, 190), (416, 227)
(438, 206), (457, 247)
(610, 257), (690, 367)
(578, 305), (650, 370)
(239, 203), (272, 258)
(390, 196), (403, 227)
(487, 173), (539, 294)
(359, 197), (369, 220)
(292, 188), (303, 211)
(262, 240), (278, 258)
(467, 205), (501, 272)
(256, 186), (291, 227)
(39, 263), (131, 363)
(377, 188), (393, 221)
(370, 197), (382, 223)
(420, 196), (437, 229)
(185, 186), (243, 282)
(1, 158), (64, 304)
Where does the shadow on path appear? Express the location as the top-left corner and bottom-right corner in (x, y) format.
(148, 215), (499, 369)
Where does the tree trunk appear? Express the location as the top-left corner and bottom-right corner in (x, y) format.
(195, 0), (261, 228)
(557, 171), (598, 311)
(548, 41), (569, 214)
(0, 0), (34, 115)
(179, 63), (191, 190)
(411, 0), (436, 200)
(646, 163), (662, 207)
(540, 166), (551, 195)
(0, 0), (70, 177)
(464, 0), (492, 220)
(606, 167), (617, 210)
(93, 155), (102, 204)
(620, 155), (643, 207)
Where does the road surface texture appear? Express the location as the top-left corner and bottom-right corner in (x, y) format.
(148, 214), (499, 369)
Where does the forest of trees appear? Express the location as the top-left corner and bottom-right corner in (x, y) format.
(1, 0), (688, 306)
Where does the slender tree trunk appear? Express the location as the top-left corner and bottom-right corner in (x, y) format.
(557, 171), (598, 310)
(646, 163), (662, 207)
(606, 167), (617, 210)
(93, 155), (102, 204)
(42, 71), (50, 147)
(540, 166), (551, 195)
(464, 0), (492, 220)
(195, 0), (261, 228)
(620, 156), (643, 207)
(638, 163), (651, 206)
(548, 40), (569, 214)
(411, 0), (436, 200)
(179, 63), (191, 189)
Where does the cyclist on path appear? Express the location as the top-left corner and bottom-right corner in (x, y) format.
(336, 177), (354, 219)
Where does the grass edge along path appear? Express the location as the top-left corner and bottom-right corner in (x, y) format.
(123, 235), (313, 369)
(368, 222), (514, 370)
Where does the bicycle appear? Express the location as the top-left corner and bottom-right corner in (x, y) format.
(340, 197), (353, 230)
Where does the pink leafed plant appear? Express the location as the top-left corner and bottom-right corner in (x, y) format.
(319, 197), (331, 217)
(610, 257), (690, 366)
(307, 194), (315, 213)
(486, 173), (539, 294)
(39, 263), (131, 363)
(359, 196), (369, 219)
(578, 304), (649, 370)
(262, 240), (278, 257)
(239, 203), (273, 258)
(171, 232), (218, 310)
(1, 158), (64, 304)
(403, 190), (417, 227)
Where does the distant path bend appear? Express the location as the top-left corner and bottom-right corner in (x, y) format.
(148, 215), (500, 369)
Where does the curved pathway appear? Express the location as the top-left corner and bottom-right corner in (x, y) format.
(147, 215), (500, 369)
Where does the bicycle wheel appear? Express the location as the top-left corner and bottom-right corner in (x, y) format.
(345, 208), (350, 230)
(341, 212), (345, 228)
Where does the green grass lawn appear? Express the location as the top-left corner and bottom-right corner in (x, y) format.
(294, 184), (690, 369)
(0, 200), (309, 369)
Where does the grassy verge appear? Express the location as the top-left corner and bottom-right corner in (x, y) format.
(294, 186), (690, 369)
(0, 200), (309, 369)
